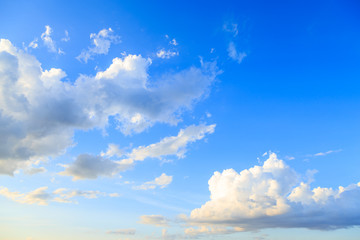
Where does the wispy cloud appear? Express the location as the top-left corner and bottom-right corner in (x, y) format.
(106, 229), (136, 235)
(59, 124), (215, 180)
(77, 28), (120, 63)
(134, 173), (172, 190)
(41, 25), (63, 54)
(227, 41), (246, 63)
(156, 49), (179, 59)
(139, 215), (169, 227)
(0, 186), (118, 205)
(313, 149), (342, 157)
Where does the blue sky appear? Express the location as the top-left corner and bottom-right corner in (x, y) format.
(0, 0), (360, 239)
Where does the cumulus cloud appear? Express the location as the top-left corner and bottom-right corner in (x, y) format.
(0, 186), (117, 205)
(106, 229), (136, 235)
(59, 154), (132, 180)
(41, 25), (63, 54)
(0, 39), (218, 175)
(186, 153), (360, 234)
(157, 49), (179, 59)
(77, 28), (120, 63)
(139, 215), (169, 227)
(227, 41), (246, 64)
(60, 124), (215, 180)
(134, 173), (173, 190)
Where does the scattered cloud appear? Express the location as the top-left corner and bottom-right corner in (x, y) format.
(41, 25), (63, 54)
(313, 149), (342, 157)
(223, 22), (239, 37)
(106, 229), (136, 235)
(185, 153), (360, 233)
(77, 28), (120, 63)
(24, 167), (46, 175)
(60, 124), (215, 180)
(28, 39), (38, 49)
(157, 49), (179, 59)
(0, 39), (218, 175)
(227, 41), (246, 63)
(61, 30), (70, 42)
(134, 173), (173, 190)
(101, 143), (124, 158)
(139, 215), (169, 227)
(59, 154), (131, 181)
(169, 38), (178, 46)
(0, 186), (117, 205)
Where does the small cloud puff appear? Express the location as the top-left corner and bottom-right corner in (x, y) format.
(77, 28), (120, 63)
(134, 173), (173, 190)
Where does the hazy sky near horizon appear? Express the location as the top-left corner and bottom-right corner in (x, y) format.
(1, 1), (360, 239)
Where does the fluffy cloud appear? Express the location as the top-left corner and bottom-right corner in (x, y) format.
(186, 153), (360, 233)
(157, 49), (179, 59)
(60, 124), (215, 180)
(227, 41), (246, 64)
(134, 173), (173, 190)
(41, 25), (63, 54)
(0, 39), (218, 175)
(139, 215), (169, 227)
(0, 186), (117, 205)
(77, 28), (120, 62)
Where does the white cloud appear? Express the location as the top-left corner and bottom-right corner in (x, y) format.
(101, 143), (124, 158)
(41, 25), (63, 54)
(0, 186), (116, 205)
(28, 39), (38, 49)
(60, 124), (215, 180)
(186, 153), (360, 233)
(134, 173), (173, 190)
(313, 149), (342, 157)
(169, 38), (178, 46)
(223, 22), (239, 37)
(77, 28), (120, 63)
(106, 229), (136, 235)
(61, 30), (70, 42)
(227, 41), (246, 64)
(157, 49), (179, 59)
(139, 215), (169, 227)
(0, 39), (218, 175)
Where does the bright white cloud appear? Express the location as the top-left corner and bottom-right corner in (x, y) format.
(77, 28), (120, 63)
(101, 143), (124, 158)
(60, 124), (215, 180)
(186, 153), (360, 233)
(41, 25), (63, 54)
(0, 186), (117, 205)
(139, 215), (169, 227)
(135, 173), (173, 190)
(157, 49), (179, 59)
(28, 39), (38, 49)
(227, 41), (246, 64)
(0, 39), (218, 175)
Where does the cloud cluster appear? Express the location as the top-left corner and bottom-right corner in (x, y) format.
(134, 173), (173, 190)
(186, 153), (360, 234)
(157, 49), (179, 59)
(60, 124), (215, 180)
(77, 28), (120, 62)
(0, 39), (218, 175)
(0, 186), (117, 205)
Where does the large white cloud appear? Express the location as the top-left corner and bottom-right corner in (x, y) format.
(60, 124), (215, 180)
(186, 153), (360, 234)
(0, 38), (218, 175)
